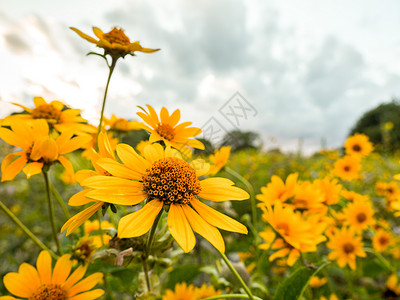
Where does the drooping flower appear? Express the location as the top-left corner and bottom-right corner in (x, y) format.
(208, 146), (231, 175)
(0, 250), (104, 300)
(327, 227), (366, 270)
(63, 142), (248, 253)
(104, 114), (142, 132)
(137, 105), (204, 157)
(256, 173), (298, 206)
(0, 120), (91, 181)
(70, 26), (160, 59)
(3, 97), (95, 135)
(332, 155), (362, 181)
(61, 132), (116, 235)
(344, 133), (373, 157)
(342, 199), (375, 233)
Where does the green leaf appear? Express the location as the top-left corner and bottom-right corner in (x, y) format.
(166, 264), (201, 289)
(273, 262), (330, 300)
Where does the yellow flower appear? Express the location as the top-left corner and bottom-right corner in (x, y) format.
(208, 146), (231, 175)
(137, 105), (204, 157)
(162, 282), (197, 300)
(136, 140), (152, 155)
(372, 228), (393, 253)
(70, 26), (160, 59)
(313, 177), (342, 205)
(344, 133), (374, 157)
(195, 283), (221, 299)
(333, 155), (362, 181)
(256, 173), (298, 206)
(0, 250), (104, 300)
(0, 120), (91, 181)
(72, 236), (98, 264)
(319, 295), (339, 300)
(386, 273), (400, 295)
(260, 202), (326, 266)
(342, 199), (375, 233)
(104, 114), (142, 132)
(310, 276), (327, 288)
(292, 181), (326, 213)
(3, 97), (96, 135)
(84, 220), (114, 248)
(61, 133), (116, 235)
(341, 190), (369, 202)
(81, 129), (118, 160)
(63, 142), (248, 253)
(327, 227), (366, 270)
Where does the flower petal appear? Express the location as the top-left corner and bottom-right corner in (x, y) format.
(182, 205), (225, 253)
(36, 251), (52, 285)
(52, 254), (72, 285)
(66, 273), (103, 297)
(61, 202), (104, 236)
(1, 156), (27, 182)
(70, 27), (98, 44)
(62, 265), (88, 291)
(118, 200), (163, 238)
(199, 178), (249, 201)
(68, 289), (105, 300)
(190, 199), (248, 234)
(3, 273), (34, 298)
(23, 162), (43, 179)
(167, 204), (196, 253)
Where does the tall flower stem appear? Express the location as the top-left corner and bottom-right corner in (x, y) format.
(50, 184), (70, 219)
(142, 209), (163, 292)
(225, 167), (258, 240)
(43, 170), (62, 255)
(216, 248), (255, 300)
(0, 200), (58, 260)
(96, 57), (117, 148)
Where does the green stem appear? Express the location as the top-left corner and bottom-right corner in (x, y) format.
(103, 272), (116, 300)
(225, 167), (258, 240)
(96, 57), (117, 149)
(0, 200), (58, 260)
(50, 184), (70, 219)
(217, 249), (255, 300)
(43, 170), (62, 255)
(141, 257), (152, 292)
(144, 209), (163, 258)
(203, 295), (263, 300)
(364, 248), (395, 272)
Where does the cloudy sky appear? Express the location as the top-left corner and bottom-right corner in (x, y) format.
(1, 0), (400, 153)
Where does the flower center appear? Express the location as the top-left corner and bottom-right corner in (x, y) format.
(103, 28), (131, 45)
(142, 157), (201, 205)
(343, 165), (351, 172)
(352, 144), (361, 152)
(31, 104), (62, 124)
(379, 236), (389, 246)
(276, 222), (290, 236)
(342, 242), (355, 254)
(72, 237), (96, 263)
(356, 212), (367, 223)
(30, 284), (66, 300)
(156, 123), (175, 141)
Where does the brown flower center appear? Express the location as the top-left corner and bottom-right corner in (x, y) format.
(142, 157), (201, 204)
(103, 28), (131, 45)
(30, 284), (66, 300)
(276, 222), (290, 236)
(352, 144), (361, 152)
(72, 238), (96, 263)
(356, 212), (367, 223)
(31, 104), (62, 123)
(342, 242), (355, 254)
(343, 165), (351, 172)
(156, 123), (175, 141)
(379, 236), (389, 246)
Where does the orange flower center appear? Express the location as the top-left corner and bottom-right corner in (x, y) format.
(352, 144), (361, 152)
(356, 212), (367, 223)
(30, 284), (66, 300)
(276, 222), (290, 236)
(156, 123), (175, 141)
(142, 157), (201, 204)
(103, 28), (131, 45)
(342, 242), (355, 254)
(32, 104), (62, 123)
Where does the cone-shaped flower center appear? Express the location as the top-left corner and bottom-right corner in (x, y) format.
(30, 284), (66, 300)
(103, 28), (131, 45)
(32, 104), (62, 123)
(142, 157), (201, 204)
(343, 242), (355, 254)
(156, 123), (175, 141)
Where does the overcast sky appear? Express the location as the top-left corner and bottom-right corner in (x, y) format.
(1, 0), (400, 153)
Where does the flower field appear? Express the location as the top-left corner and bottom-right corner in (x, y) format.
(0, 26), (399, 300)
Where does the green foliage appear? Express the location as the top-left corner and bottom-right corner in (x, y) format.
(350, 99), (400, 152)
(221, 130), (262, 152)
